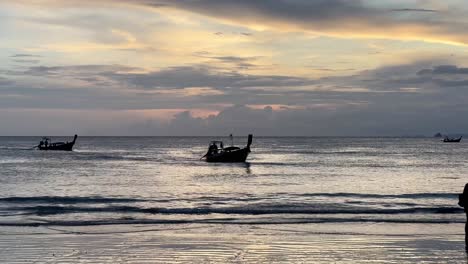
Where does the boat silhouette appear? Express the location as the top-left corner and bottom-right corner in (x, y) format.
(202, 134), (252, 162)
(442, 136), (462, 143)
(37, 135), (78, 151)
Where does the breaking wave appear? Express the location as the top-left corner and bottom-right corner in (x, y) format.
(1, 204), (462, 216)
(0, 194), (462, 227)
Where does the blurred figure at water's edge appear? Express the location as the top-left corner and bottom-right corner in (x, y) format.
(458, 183), (468, 251)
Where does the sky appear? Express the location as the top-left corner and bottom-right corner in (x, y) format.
(1, 0), (468, 136)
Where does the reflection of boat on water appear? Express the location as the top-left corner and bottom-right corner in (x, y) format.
(442, 136), (462, 143)
(202, 134), (253, 162)
(38, 135), (78, 151)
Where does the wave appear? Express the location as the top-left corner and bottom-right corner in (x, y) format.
(0, 192), (457, 206)
(0, 194), (463, 227)
(0, 217), (464, 227)
(2, 204), (463, 216)
(72, 153), (159, 162)
(0, 146), (36, 150)
(0, 196), (147, 204)
(294, 192), (457, 199)
(295, 150), (391, 155)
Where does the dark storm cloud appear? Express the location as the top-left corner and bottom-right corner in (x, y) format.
(142, 101), (468, 136)
(326, 61), (468, 92)
(10, 0), (468, 45)
(193, 53), (260, 69)
(4, 60), (468, 135)
(104, 66), (315, 90)
(9, 0), (468, 44)
(131, 0), (468, 44)
(194, 51), (259, 62)
(390, 8), (437, 13)
(10, 64), (313, 91)
(211, 56), (255, 64)
(418, 65), (468, 75)
(10, 60), (468, 96)
(305, 67), (356, 72)
(145, 0), (378, 22)
(0, 63), (317, 110)
(9, 60), (468, 108)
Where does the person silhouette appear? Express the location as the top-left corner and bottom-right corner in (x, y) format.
(458, 183), (468, 251)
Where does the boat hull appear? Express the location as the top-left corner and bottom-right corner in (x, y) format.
(206, 147), (250, 162)
(443, 137), (462, 143)
(38, 142), (75, 151)
(38, 135), (77, 151)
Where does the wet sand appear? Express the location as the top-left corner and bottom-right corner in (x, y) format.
(1, 223), (466, 263)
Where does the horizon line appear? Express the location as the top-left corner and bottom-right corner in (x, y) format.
(0, 135), (451, 138)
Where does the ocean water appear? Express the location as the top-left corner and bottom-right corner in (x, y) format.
(0, 136), (467, 263)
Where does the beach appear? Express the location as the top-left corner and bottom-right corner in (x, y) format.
(1, 223), (465, 263)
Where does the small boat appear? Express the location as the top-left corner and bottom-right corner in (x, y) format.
(202, 134), (253, 162)
(442, 136), (462, 143)
(37, 135), (78, 151)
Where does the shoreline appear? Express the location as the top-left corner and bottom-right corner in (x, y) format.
(1, 223), (466, 263)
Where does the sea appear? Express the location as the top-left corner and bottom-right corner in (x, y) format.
(0, 136), (467, 263)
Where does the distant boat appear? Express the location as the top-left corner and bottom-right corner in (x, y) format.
(201, 134), (252, 162)
(442, 136), (462, 143)
(37, 135), (78, 151)
(434, 132), (443, 138)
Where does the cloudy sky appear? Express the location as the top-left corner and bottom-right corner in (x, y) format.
(2, 0), (468, 136)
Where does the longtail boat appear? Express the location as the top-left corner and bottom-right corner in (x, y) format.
(37, 135), (78, 151)
(442, 136), (462, 143)
(202, 134), (252, 162)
